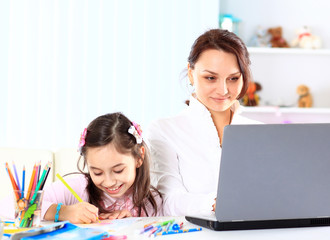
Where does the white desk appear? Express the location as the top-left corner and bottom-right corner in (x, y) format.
(114, 216), (330, 240)
(3, 216), (330, 239)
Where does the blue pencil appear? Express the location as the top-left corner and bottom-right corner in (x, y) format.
(156, 227), (202, 236)
(22, 165), (26, 197)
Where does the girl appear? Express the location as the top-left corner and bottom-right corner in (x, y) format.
(42, 112), (163, 223)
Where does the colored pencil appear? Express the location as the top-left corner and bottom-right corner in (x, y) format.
(40, 165), (51, 190)
(22, 165), (26, 197)
(12, 161), (21, 192)
(156, 227), (202, 236)
(26, 164), (37, 201)
(56, 173), (83, 202)
(37, 161), (41, 183)
(31, 162), (39, 194)
(56, 173), (100, 222)
(159, 219), (175, 226)
(30, 162), (51, 204)
(5, 162), (20, 200)
(143, 221), (157, 228)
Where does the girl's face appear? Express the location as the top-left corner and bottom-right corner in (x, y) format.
(86, 143), (143, 198)
(188, 49), (243, 113)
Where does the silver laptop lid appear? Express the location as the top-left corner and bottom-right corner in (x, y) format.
(216, 124), (330, 222)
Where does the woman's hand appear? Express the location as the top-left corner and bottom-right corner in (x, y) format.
(212, 198), (216, 212)
(99, 209), (132, 220)
(60, 202), (99, 224)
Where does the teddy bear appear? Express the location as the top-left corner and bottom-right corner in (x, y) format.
(248, 26), (271, 47)
(242, 82), (262, 106)
(268, 26), (289, 48)
(297, 84), (312, 108)
(291, 26), (322, 49)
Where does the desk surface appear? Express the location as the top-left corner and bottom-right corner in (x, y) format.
(108, 216), (330, 240)
(3, 216), (330, 240)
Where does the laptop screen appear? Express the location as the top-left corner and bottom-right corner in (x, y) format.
(216, 124), (330, 222)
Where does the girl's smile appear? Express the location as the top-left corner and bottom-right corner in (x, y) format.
(104, 184), (124, 195)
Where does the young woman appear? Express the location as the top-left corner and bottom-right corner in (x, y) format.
(147, 29), (261, 216)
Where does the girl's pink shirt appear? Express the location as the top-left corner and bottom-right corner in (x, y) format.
(0, 174), (163, 220)
(41, 174), (163, 219)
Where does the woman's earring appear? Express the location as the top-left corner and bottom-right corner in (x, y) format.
(189, 83), (195, 93)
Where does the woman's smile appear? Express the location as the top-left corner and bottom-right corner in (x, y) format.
(210, 96), (230, 102)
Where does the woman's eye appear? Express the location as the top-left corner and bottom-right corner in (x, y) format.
(114, 169), (124, 174)
(206, 76), (215, 80)
(229, 77), (239, 81)
(93, 172), (103, 176)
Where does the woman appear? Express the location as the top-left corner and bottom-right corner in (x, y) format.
(147, 29), (261, 216)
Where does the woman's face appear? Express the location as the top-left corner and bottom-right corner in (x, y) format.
(188, 49), (243, 113)
(86, 143), (143, 198)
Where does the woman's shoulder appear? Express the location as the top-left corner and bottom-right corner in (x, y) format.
(147, 115), (187, 139)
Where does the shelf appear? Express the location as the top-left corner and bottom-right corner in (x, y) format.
(247, 47), (330, 55)
(240, 106), (330, 124)
(241, 106), (330, 114)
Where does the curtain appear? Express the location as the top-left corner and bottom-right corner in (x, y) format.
(0, 0), (219, 150)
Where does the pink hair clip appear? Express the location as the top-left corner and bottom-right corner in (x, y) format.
(128, 121), (143, 144)
(78, 128), (87, 152)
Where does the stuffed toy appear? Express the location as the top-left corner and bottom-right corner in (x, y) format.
(268, 26), (289, 48)
(291, 26), (322, 49)
(297, 84), (312, 108)
(242, 82), (262, 106)
(248, 26), (271, 47)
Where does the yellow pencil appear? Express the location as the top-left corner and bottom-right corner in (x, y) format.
(4, 228), (31, 234)
(56, 173), (100, 223)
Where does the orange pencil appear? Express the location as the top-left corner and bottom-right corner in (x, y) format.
(26, 164), (37, 201)
(31, 162), (40, 194)
(5, 162), (20, 200)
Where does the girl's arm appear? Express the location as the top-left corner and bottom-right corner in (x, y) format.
(41, 175), (98, 223)
(44, 202), (99, 224)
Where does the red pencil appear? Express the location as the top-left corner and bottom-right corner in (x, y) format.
(5, 162), (19, 200)
(31, 162), (40, 194)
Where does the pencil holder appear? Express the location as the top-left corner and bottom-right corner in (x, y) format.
(0, 220), (4, 239)
(13, 190), (44, 228)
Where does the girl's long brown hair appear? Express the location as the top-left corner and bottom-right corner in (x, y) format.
(78, 112), (161, 216)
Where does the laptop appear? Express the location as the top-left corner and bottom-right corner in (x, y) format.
(186, 123), (330, 231)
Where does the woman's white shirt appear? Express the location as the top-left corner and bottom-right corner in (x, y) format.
(147, 95), (261, 216)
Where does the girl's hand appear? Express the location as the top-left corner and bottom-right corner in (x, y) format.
(99, 209), (132, 220)
(61, 202), (99, 224)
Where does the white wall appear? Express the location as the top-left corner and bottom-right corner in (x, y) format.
(220, 0), (330, 108)
(250, 52), (330, 108)
(0, 0), (219, 150)
(220, 0), (330, 48)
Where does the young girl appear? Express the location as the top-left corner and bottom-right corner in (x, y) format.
(42, 112), (163, 223)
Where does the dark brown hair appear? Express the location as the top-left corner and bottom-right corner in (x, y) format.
(78, 112), (161, 216)
(188, 28), (252, 100)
